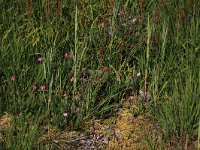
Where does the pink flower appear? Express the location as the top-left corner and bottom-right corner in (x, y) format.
(64, 53), (72, 59)
(37, 57), (44, 62)
(63, 112), (68, 117)
(40, 85), (46, 91)
(102, 66), (109, 73)
(32, 85), (37, 90)
(128, 76), (132, 80)
(100, 22), (105, 27)
(137, 72), (141, 78)
(99, 77), (103, 81)
(10, 76), (16, 81)
(128, 96), (135, 100)
(70, 77), (75, 82)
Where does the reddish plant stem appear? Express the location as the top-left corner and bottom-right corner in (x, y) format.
(26, 0), (31, 22)
(178, 5), (185, 31)
(57, 0), (61, 17)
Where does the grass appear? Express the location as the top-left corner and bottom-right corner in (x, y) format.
(0, 0), (199, 149)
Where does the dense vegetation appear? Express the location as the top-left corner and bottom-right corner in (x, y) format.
(0, 0), (199, 149)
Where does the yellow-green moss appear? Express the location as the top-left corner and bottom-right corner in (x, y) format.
(106, 109), (148, 150)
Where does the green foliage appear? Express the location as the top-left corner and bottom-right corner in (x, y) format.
(2, 114), (40, 150)
(152, 68), (199, 146)
(0, 0), (199, 149)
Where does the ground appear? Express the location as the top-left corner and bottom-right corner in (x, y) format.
(0, 98), (198, 150)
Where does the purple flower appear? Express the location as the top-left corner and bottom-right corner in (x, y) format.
(128, 76), (132, 80)
(70, 77), (75, 82)
(118, 12), (123, 16)
(37, 57), (44, 62)
(63, 112), (68, 117)
(64, 53), (72, 59)
(137, 72), (141, 78)
(132, 18), (137, 24)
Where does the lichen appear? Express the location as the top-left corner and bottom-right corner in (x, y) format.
(106, 109), (149, 150)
